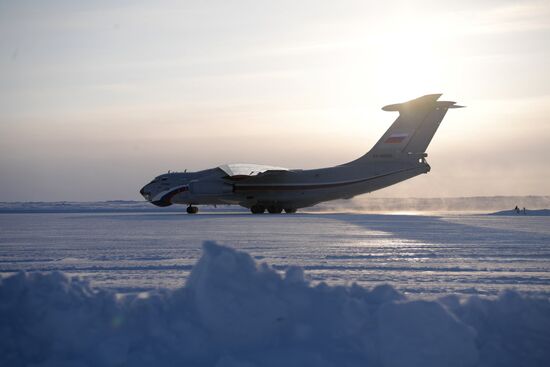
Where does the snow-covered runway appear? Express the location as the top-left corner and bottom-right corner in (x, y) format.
(1, 211), (549, 297)
(2, 210), (550, 366)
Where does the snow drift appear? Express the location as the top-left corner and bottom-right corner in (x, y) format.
(490, 209), (550, 216)
(1, 242), (549, 367)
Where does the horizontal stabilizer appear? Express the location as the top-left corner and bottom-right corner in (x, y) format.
(382, 94), (442, 112)
(381, 94), (463, 112)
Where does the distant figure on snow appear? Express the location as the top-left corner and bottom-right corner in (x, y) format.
(514, 205), (520, 214)
(523, 207), (526, 215)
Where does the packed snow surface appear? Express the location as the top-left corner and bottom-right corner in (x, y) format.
(1, 208), (550, 366)
(1, 211), (550, 297)
(2, 242), (550, 367)
(2, 197), (549, 212)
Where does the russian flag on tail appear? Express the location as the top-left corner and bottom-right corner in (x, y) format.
(384, 133), (408, 144)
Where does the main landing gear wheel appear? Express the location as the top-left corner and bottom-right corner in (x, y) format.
(250, 204), (265, 214)
(267, 206), (283, 214)
(186, 206), (198, 214)
(284, 208), (297, 214)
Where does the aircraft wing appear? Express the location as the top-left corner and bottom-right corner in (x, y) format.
(223, 168), (295, 183)
(218, 163), (292, 181)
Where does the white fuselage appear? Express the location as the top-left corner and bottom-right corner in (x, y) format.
(140, 94), (461, 213)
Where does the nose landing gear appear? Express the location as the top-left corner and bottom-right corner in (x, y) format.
(186, 205), (199, 214)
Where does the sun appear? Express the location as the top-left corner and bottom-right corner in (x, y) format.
(374, 23), (446, 99)
(339, 13), (452, 103)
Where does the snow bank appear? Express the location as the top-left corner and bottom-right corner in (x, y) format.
(1, 242), (549, 367)
(312, 196), (550, 213)
(489, 209), (550, 216)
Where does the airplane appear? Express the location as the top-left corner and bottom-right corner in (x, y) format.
(140, 94), (462, 214)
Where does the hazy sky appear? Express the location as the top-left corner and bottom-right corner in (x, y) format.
(1, 0), (549, 201)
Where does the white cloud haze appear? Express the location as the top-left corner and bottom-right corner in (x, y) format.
(1, 0), (549, 200)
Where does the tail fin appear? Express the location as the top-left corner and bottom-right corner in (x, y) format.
(358, 94), (462, 161)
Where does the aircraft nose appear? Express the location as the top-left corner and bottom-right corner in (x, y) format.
(139, 185), (151, 200)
